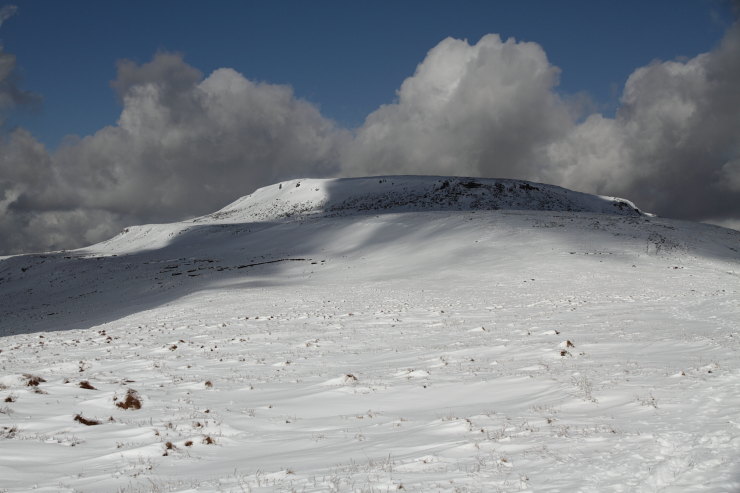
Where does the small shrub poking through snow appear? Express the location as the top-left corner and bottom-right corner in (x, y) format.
(79, 381), (96, 390)
(163, 441), (176, 456)
(115, 389), (142, 410)
(23, 374), (46, 387)
(74, 414), (101, 426)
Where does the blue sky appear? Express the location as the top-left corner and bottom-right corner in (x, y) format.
(2, 0), (735, 148)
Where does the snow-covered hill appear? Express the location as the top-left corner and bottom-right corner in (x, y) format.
(1, 176), (739, 492)
(205, 176), (644, 221)
(92, 176), (643, 254)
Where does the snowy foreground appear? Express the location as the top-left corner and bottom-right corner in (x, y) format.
(1, 176), (739, 492)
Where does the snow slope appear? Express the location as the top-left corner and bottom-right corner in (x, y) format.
(0, 176), (739, 492)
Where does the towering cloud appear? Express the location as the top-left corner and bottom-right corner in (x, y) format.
(343, 34), (572, 180)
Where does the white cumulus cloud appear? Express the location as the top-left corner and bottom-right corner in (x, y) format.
(343, 34), (572, 180)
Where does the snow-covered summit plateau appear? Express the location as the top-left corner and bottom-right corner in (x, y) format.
(1, 176), (739, 492)
(207, 176), (644, 221)
(99, 176), (644, 253)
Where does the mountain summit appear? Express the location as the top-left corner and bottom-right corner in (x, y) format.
(102, 176), (644, 253)
(204, 176), (644, 223)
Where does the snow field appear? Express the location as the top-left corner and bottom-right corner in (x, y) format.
(1, 178), (739, 492)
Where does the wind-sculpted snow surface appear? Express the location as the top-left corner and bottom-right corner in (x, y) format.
(0, 176), (739, 492)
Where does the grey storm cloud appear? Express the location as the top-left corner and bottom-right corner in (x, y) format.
(546, 20), (740, 225)
(1, 18), (740, 254)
